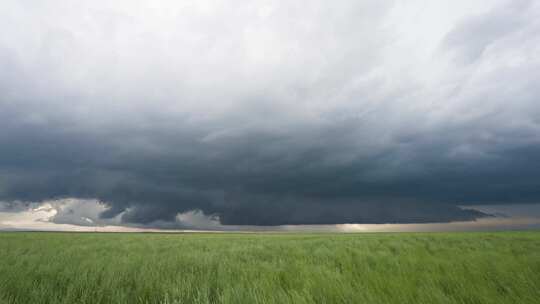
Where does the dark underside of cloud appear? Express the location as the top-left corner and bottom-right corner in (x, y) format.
(1, 0), (539, 226)
(1, 118), (538, 225)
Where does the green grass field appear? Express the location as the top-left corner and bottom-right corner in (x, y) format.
(0, 232), (539, 304)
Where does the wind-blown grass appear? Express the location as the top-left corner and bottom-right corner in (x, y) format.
(0, 231), (539, 303)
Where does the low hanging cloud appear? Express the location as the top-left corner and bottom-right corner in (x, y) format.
(1, 0), (540, 227)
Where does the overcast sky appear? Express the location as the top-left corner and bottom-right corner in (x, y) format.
(1, 0), (539, 230)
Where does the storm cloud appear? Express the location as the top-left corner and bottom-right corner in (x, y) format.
(1, 0), (540, 227)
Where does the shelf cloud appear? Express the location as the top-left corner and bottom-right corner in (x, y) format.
(1, 0), (539, 227)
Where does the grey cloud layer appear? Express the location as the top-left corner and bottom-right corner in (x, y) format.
(1, 0), (539, 226)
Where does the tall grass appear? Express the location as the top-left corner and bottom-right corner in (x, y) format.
(0, 231), (539, 303)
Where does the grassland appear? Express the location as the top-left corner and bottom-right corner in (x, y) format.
(0, 231), (539, 304)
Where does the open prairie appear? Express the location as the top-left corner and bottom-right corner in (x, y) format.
(0, 231), (539, 303)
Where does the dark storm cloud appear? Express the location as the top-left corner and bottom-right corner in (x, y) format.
(1, 0), (539, 226)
